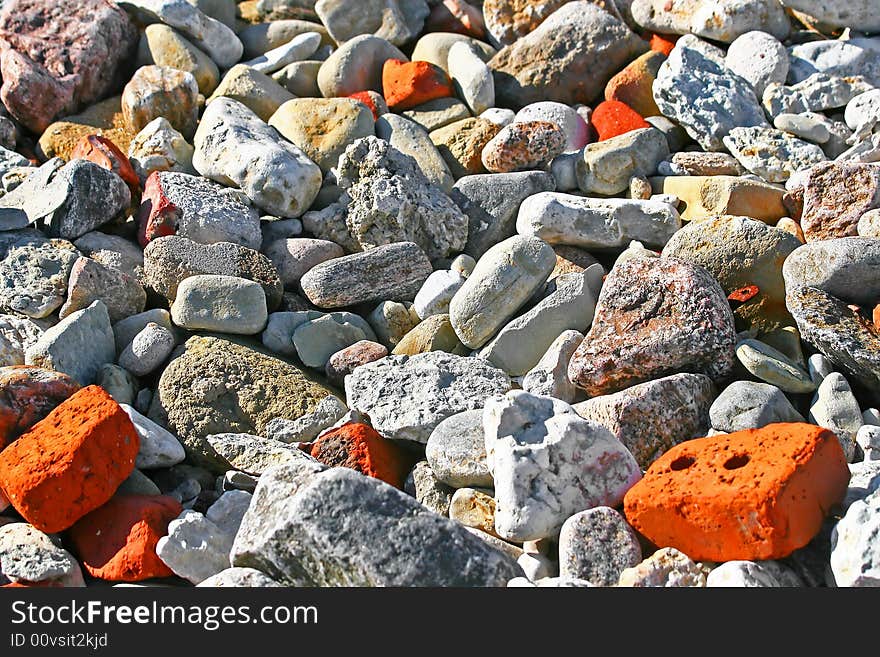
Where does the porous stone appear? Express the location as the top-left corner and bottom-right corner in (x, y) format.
(0, 522), (80, 585)
(0, 316), (44, 367)
(799, 162), (880, 242)
(558, 506), (642, 587)
(426, 410), (492, 489)
(0, 233), (79, 319)
(763, 74), (875, 118)
(204, 433), (305, 475)
(709, 381), (804, 433)
(723, 127), (826, 183)
(263, 395), (347, 444)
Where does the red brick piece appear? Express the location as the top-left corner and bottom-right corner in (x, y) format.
(649, 33), (678, 56)
(0, 366), (80, 450)
(348, 90), (387, 120)
(68, 495), (181, 582)
(70, 134), (140, 198)
(591, 100), (650, 141)
(382, 59), (454, 112)
(623, 423), (850, 561)
(309, 423), (414, 489)
(137, 171), (178, 247)
(0, 386), (139, 533)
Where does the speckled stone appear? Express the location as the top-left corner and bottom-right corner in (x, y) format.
(480, 121), (565, 174)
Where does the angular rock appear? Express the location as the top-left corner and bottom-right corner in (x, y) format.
(723, 127), (826, 183)
(521, 330), (584, 404)
(59, 257), (146, 324)
(762, 73), (873, 118)
(0, 233), (79, 319)
(0, 318), (44, 368)
(809, 372), (863, 462)
(706, 560), (802, 587)
(429, 117), (500, 178)
(391, 314), (468, 357)
(374, 113), (454, 193)
(617, 548), (707, 587)
(830, 489), (880, 587)
(241, 31), (321, 75)
(197, 567), (281, 587)
(0, 523), (80, 585)
(576, 128), (669, 195)
(127, 117), (196, 181)
(407, 459), (455, 516)
(263, 394), (348, 444)
(204, 433), (304, 475)
(74, 232), (145, 282)
(799, 162), (880, 242)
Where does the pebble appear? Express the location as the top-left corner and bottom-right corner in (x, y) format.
(630, 0), (790, 42)
(809, 372), (863, 462)
(375, 113), (454, 193)
(120, 403), (185, 470)
(807, 353), (832, 384)
(725, 31), (789, 97)
(98, 364), (136, 406)
(118, 322), (177, 377)
(481, 120), (565, 174)
(735, 338), (815, 394)
(263, 238), (343, 290)
(128, 117), (195, 181)
(207, 65), (296, 123)
(293, 313), (376, 369)
(411, 32), (496, 73)
(425, 410), (492, 489)
(604, 51), (665, 121)
(430, 117), (501, 178)
(113, 309), (173, 354)
(138, 23), (219, 96)
(413, 269), (466, 319)
(407, 459), (455, 516)
(325, 340), (388, 385)
(367, 301), (420, 348)
(316, 0), (428, 47)
(558, 507), (642, 587)
(391, 314), (468, 356)
(521, 330), (584, 404)
(447, 41), (494, 116)
(239, 19), (332, 58)
(723, 126), (827, 183)
(449, 487), (499, 537)
(170, 275), (268, 335)
(830, 489), (880, 586)
(706, 560), (802, 587)
(709, 381), (804, 433)
(241, 31), (321, 75)
(122, 66), (199, 139)
(317, 35), (407, 98)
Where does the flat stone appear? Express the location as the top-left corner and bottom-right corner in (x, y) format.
(292, 313), (376, 369)
(723, 127), (826, 183)
(809, 372), (863, 462)
(574, 373), (716, 469)
(568, 256), (737, 396)
(170, 275), (268, 335)
(521, 330), (584, 404)
(263, 394), (347, 444)
(485, 390), (641, 541)
(204, 433), (304, 475)
(576, 128), (669, 195)
(391, 314), (468, 357)
(346, 351), (512, 443)
(425, 410), (492, 489)
(709, 380), (804, 432)
(736, 338), (815, 394)
(402, 97), (472, 132)
(121, 403), (185, 470)
(517, 193), (680, 251)
(558, 506), (642, 587)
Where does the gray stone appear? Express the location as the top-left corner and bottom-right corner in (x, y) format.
(653, 35), (768, 151)
(845, 460), (880, 510)
(193, 98), (322, 219)
(516, 193), (680, 251)
(231, 462), (521, 586)
(42, 160), (131, 240)
(261, 310), (322, 357)
(617, 547), (707, 587)
(293, 313), (376, 369)
(113, 309), (173, 355)
(25, 301), (115, 385)
(830, 489), (880, 586)
(241, 31), (321, 75)
(631, 0), (790, 42)
(346, 351), (512, 443)
(735, 338), (815, 394)
(407, 459), (455, 516)
(315, 0), (428, 47)
(59, 256), (146, 324)
(204, 432), (306, 475)
(117, 468), (162, 496)
(0, 159), (66, 232)
(374, 113), (454, 193)
(0, 233), (78, 319)
(261, 217), (303, 244)
(574, 373), (716, 469)
(403, 97), (472, 132)
(857, 425), (880, 461)
(521, 330), (584, 404)
(725, 31), (789, 97)
(558, 506), (642, 587)
(846, 89), (880, 141)
(448, 41), (494, 116)
(410, 32), (495, 73)
(170, 275), (268, 334)
(576, 128), (669, 195)
(413, 269), (465, 320)
(762, 73), (875, 118)
(367, 300), (420, 348)
(272, 60), (322, 97)
(97, 364), (137, 406)
(485, 390), (641, 541)
(74, 232), (146, 282)
(300, 241), (433, 309)
(787, 38), (880, 87)
(0, 523), (80, 585)
(449, 235), (556, 349)
(128, 117), (196, 180)
(426, 410), (492, 489)
(723, 127), (826, 183)
(197, 567), (281, 587)
(780, 0), (880, 32)
(709, 380), (804, 433)
(809, 372), (863, 462)
(0, 315), (43, 367)
(774, 112), (832, 144)
(302, 137), (467, 261)
(478, 267), (603, 376)
(317, 34), (407, 98)
(706, 560), (803, 587)
(783, 237), (880, 307)
(263, 395), (348, 444)
(121, 403), (186, 470)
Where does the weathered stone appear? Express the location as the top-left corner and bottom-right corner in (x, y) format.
(367, 300), (420, 348)
(521, 330), (583, 404)
(112, 309), (173, 355)
(263, 394), (347, 444)
(762, 73), (874, 118)
(391, 314), (468, 357)
(783, 237), (880, 308)
(120, 403), (185, 470)
(631, 0), (790, 42)
(170, 275), (268, 335)
(403, 97), (472, 132)
(59, 257), (146, 324)
(709, 381), (804, 432)
(374, 113), (454, 193)
(426, 410), (492, 489)
(723, 127), (826, 183)
(430, 118), (500, 179)
(481, 121), (565, 174)
(809, 372), (863, 462)
(725, 31), (789, 97)
(325, 340), (388, 385)
(0, 233), (79, 319)
(197, 567), (281, 587)
(121, 65), (200, 139)
(706, 560), (802, 587)
(799, 162), (880, 242)
(138, 23), (219, 95)
(0, 522), (81, 585)
(830, 489), (880, 587)
(0, 317), (44, 368)
(118, 322), (177, 377)
(576, 128), (669, 195)
(204, 433), (305, 475)
(618, 548), (707, 587)
(558, 506), (642, 587)
(649, 175), (787, 223)
(127, 118), (196, 181)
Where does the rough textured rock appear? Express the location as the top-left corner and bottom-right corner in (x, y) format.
(568, 257), (737, 396)
(0, 522), (81, 585)
(631, 0), (789, 42)
(725, 30), (789, 98)
(0, 366), (80, 448)
(197, 567), (281, 587)
(59, 257), (146, 324)
(374, 113), (455, 193)
(723, 127), (826, 183)
(430, 117), (500, 179)
(799, 162), (880, 242)
(830, 489), (880, 587)
(345, 351), (512, 443)
(558, 506), (642, 587)
(127, 117), (195, 180)
(617, 548), (707, 587)
(121, 65), (199, 139)
(521, 329), (583, 404)
(0, 233), (79, 319)
(576, 128), (669, 195)
(574, 373), (715, 469)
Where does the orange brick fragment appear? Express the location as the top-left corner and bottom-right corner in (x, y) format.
(348, 90), (386, 120)
(0, 386), (139, 533)
(308, 422), (414, 489)
(623, 423), (849, 561)
(68, 495), (181, 582)
(649, 33), (678, 56)
(382, 59), (454, 112)
(591, 100), (650, 141)
(71, 134), (140, 197)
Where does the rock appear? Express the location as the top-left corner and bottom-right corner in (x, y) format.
(120, 403), (185, 470)
(122, 65), (199, 139)
(517, 193), (680, 251)
(128, 118), (196, 181)
(858, 425), (880, 462)
(300, 241), (433, 309)
(430, 117), (501, 178)
(59, 257), (146, 324)
(800, 163), (880, 242)
(709, 381), (804, 432)
(137, 171), (262, 250)
(269, 98), (374, 174)
(403, 97), (472, 131)
(203, 433), (304, 475)
(231, 461), (520, 585)
(125, 0), (243, 69)
(367, 300), (420, 348)
(514, 102), (589, 153)
(193, 98), (322, 219)
(786, 286), (880, 399)
(346, 351), (512, 443)
(558, 507), (642, 587)
(148, 335), (336, 463)
(723, 127), (826, 183)
(73, 232), (145, 282)
(846, 89), (880, 139)
(488, 2), (647, 110)
(725, 31), (789, 97)
(0, 386), (138, 533)
(575, 128), (669, 195)
(788, 37), (880, 87)
(763, 74), (873, 120)
(113, 309), (173, 354)
(480, 121), (564, 174)
(780, 0), (880, 34)
(408, 459), (455, 516)
(426, 410), (492, 489)
(521, 330), (583, 404)
(0, 523), (80, 585)
(317, 34), (407, 98)
(624, 424), (849, 561)
(485, 390), (641, 542)
(449, 487), (498, 537)
(449, 235), (556, 349)
(97, 364), (137, 406)
(784, 238), (880, 308)
(667, 151), (746, 177)
(263, 395), (347, 444)
(293, 313), (377, 369)
(382, 59), (454, 112)
(590, 99), (651, 142)
(653, 35), (768, 151)
(631, 0), (789, 42)
(138, 23), (219, 95)
(830, 489), (880, 587)
(303, 137), (467, 260)
(735, 339), (815, 394)
(574, 373), (716, 470)
(568, 257), (737, 396)
(391, 314), (468, 357)
(451, 171), (556, 260)
(706, 560), (802, 587)
(170, 275), (268, 335)
(662, 214), (803, 334)
(197, 567), (280, 587)
(315, 0), (429, 47)
(36, 96), (135, 162)
(809, 372), (863, 462)
(262, 238), (343, 291)
(68, 494), (180, 582)
(260, 310), (321, 357)
(478, 267), (603, 376)
(617, 548), (707, 587)
(239, 19), (332, 59)
(0, 318), (44, 368)
(410, 32), (496, 73)
(649, 175), (786, 223)
(25, 301), (116, 386)
(414, 270), (466, 319)
(241, 31), (321, 75)
(482, 0), (568, 47)
(448, 41), (494, 116)
(324, 340), (387, 384)
(0, 0), (137, 133)
(604, 51), (664, 121)
(374, 113), (455, 193)
(0, 233), (79, 319)
(308, 422), (413, 488)
(70, 134), (140, 200)
(156, 490), (251, 583)
(272, 60), (323, 97)
(207, 65), (296, 123)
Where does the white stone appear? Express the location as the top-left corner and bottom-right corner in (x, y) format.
(118, 321), (176, 377)
(725, 31), (789, 97)
(426, 409), (493, 488)
(779, 1), (880, 33)
(808, 352), (834, 384)
(706, 560), (803, 587)
(480, 108), (515, 127)
(413, 269), (465, 320)
(448, 41), (494, 116)
(121, 403), (186, 469)
(0, 314), (43, 366)
(845, 89), (880, 141)
(857, 425), (880, 461)
(830, 490), (880, 586)
(809, 372), (863, 462)
(240, 32), (322, 75)
(723, 126), (827, 183)
(521, 329), (585, 403)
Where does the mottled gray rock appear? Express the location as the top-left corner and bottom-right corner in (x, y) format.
(264, 395), (348, 444)
(231, 463), (520, 586)
(706, 560), (803, 587)
(845, 460), (880, 510)
(193, 98), (322, 219)
(74, 231), (146, 282)
(631, 0), (789, 42)
(517, 193), (680, 251)
(300, 241), (433, 308)
(485, 390), (641, 541)
(723, 127), (826, 183)
(171, 275), (268, 334)
(574, 373), (715, 469)
(25, 301), (115, 385)
(367, 300), (420, 348)
(830, 489), (880, 587)
(241, 31), (321, 75)
(374, 113), (454, 193)
(558, 506), (642, 587)
(521, 330), (584, 404)
(809, 372), (862, 462)
(317, 34), (407, 97)
(735, 338), (815, 394)
(762, 73), (874, 118)
(42, 160), (131, 240)
(260, 310), (321, 357)
(618, 547), (707, 587)
(783, 238), (880, 307)
(128, 117), (196, 180)
(346, 351), (512, 443)
(653, 35), (768, 151)
(117, 468), (162, 497)
(0, 523), (80, 585)
(725, 31), (789, 97)
(122, 403), (186, 470)
(576, 128), (669, 195)
(407, 459), (455, 516)
(315, 0), (428, 47)
(449, 235), (556, 349)
(788, 38), (880, 87)
(0, 314), (43, 367)
(404, 97), (472, 132)
(426, 410), (492, 489)
(0, 233), (78, 319)
(709, 381), (804, 432)
(59, 256), (146, 324)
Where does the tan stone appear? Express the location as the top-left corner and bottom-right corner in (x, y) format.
(605, 50), (665, 118)
(207, 65), (295, 122)
(392, 314), (469, 356)
(449, 487), (500, 538)
(239, 19), (333, 58)
(121, 66), (199, 139)
(37, 96), (135, 161)
(138, 24), (219, 96)
(430, 117), (500, 179)
(649, 175), (787, 223)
